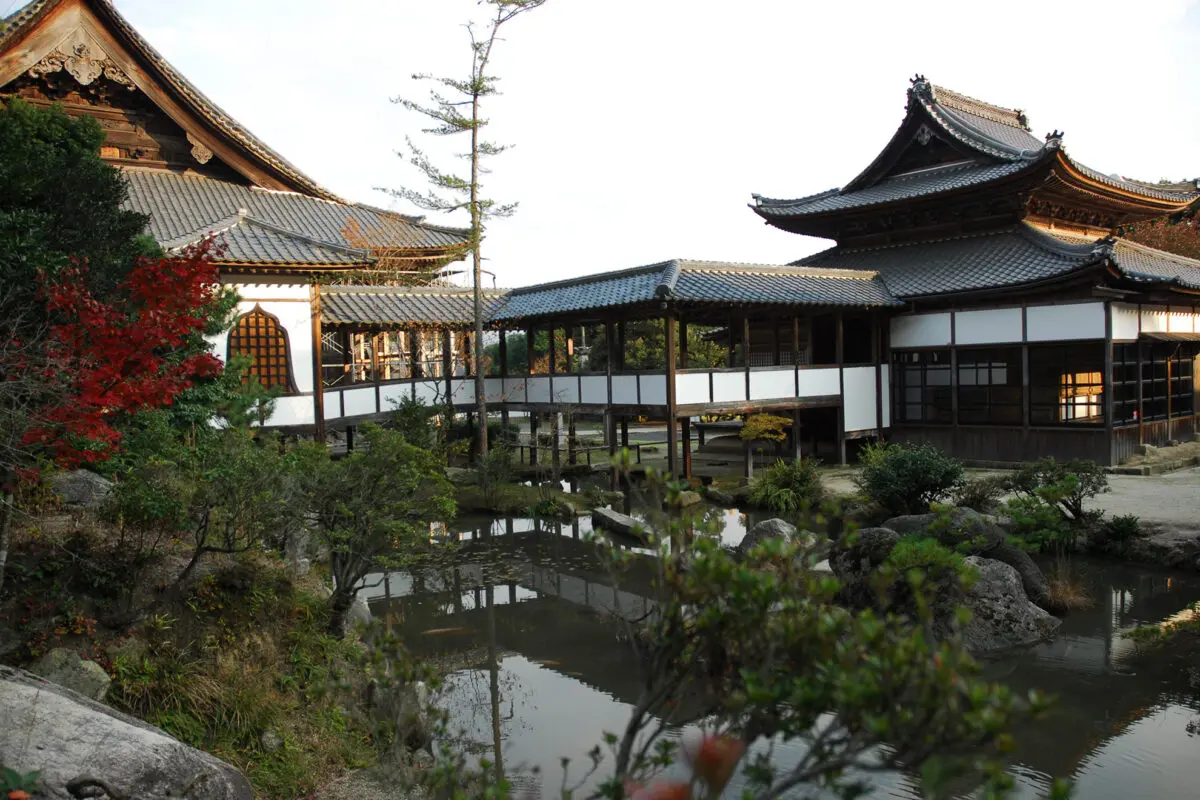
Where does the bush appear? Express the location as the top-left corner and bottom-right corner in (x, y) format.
(855, 441), (964, 516)
(1004, 495), (1075, 555)
(952, 474), (1009, 514)
(748, 458), (824, 513)
(1092, 513), (1141, 557)
(886, 536), (968, 574)
(474, 445), (513, 507)
(1010, 457), (1109, 523)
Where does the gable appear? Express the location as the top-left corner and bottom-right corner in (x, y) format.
(0, 0), (337, 199)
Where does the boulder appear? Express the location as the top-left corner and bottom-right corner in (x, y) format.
(960, 557), (1061, 653)
(49, 470), (112, 509)
(30, 648), (111, 701)
(704, 487), (736, 506)
(346, 593), (372, 631)
(737, 518), (797, 555)
(1, 665), (253, 799)
(591, 507), (646, 541)
(882, 507), (1050, 610)
(1129, 524), (1200, 571)
(673, 490), (703, 508)
(444, 467), (476, 486)
(260, 729), (284, 753)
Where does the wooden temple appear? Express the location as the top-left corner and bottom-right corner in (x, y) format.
(4, 2), (1199, 469)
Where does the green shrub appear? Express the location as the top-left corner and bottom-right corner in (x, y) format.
(1010, 457), (1109, 522)
(1005, 495), (1075, 555)
(530, 495), (574, 520)
(748, 458), (824, 514)
(951, 474), (1009, 514)
(474, 445), (513, 507)
(1092, 513), (1141, 557)
(885, 536), (968, 574)
(855, 441), (964, 516)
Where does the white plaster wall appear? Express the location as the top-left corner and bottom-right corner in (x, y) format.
(639, 374), (667, 406)
(675, 373), (710, 405)
(550, 376), (580, 404)
(611, 375), (638, 405)
(796, 367), (841, 398)
(450, 378), (475, 406)
(415, 381), (442, 406)
(1140, 307), (1169, 333)
(955, 308), (1022, 345)
(749, 368), (795, 401)
(881, 364), (891, 428)
(1111, 303), (1141, 341)
(842, 366), (879, 433)
(264, 395), (315, 427)
(1170, 307), (1197, 334)
(483, 378), (505, 403)
(225, 284), (314, 394)
(580, 376), (608, 404)
(1026, 302), (1105, 342)
(323, 391), (340, 421)
(342, 387), (377, 418)
(711, 372), (745, 403)
(891, 313), (952, 348)
(526, 376), (551, 404)
(381, 384), (412, 411)
(503, 378), (527, 403)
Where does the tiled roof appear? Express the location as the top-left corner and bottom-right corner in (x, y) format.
(753, 161), (1033, 218)
(917, 81), (1044, 159)
(166, 213), (369, 266)
(2, 0), (339, 201)
(1062, 155), (1200, 204)
(321, 286), (508, 327)
(795, 224), (1106, 299)
(491, 260), (899, 321)
(1109, 239), (1200, 290)
(123, 169), (466, 265)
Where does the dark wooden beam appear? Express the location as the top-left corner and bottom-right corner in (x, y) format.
(666, 313), (679, 479)
(836, 311), (846, 465)
(311, 285), (326, 441)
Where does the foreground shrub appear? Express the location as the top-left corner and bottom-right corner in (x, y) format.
(747, 457), (824, 513)
(855, 441), (964, 516)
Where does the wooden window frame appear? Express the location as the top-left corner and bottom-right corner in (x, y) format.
(956, 347), (1023, 425)
(891, 349), (952, 424)
(227, 304), (298, 394)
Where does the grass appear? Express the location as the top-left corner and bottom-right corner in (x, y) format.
(1045, 561), (1095, 611)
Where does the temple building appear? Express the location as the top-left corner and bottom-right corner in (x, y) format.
(3, 1), (1199, 470)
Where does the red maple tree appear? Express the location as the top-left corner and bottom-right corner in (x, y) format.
(17, 241), (226, 470)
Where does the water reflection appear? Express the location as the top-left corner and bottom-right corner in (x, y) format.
(366, 516), (1200, 798)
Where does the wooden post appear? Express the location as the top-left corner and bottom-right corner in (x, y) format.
(666, 314), (679, 479)
(548, 326), (558, 375)
(792, 409), (802, 460)
(1104, 305), (1115, 462)
(743, 433), (753, 480)
(346, 425), (356, 452)
(498, 331), (508, 377)
(617, 321), (627, 372)
(793, 314), (801, 396)
(727, 313), (736, 367)
(836, 311), (846, 466)
(681, 416), (692, 479)
(621, 418), (629, 449)
(526, 328), (535, 374)
(743, 316), (752, 401)
(529, 413), (540, 467)
(772, 319), (782, 366)
(411, 330), (423, 379)
(568, 416), (578, 465)
(442, 329), (453, 404)
(679, 317), (689, 369)
(310, 285), (326, 441)
(551, 412), (562, 476)
(1137, 340), (1146, 445)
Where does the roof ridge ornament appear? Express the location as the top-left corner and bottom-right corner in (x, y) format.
(1045, 130), (1065, 148)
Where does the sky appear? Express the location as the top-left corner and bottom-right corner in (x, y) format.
(18, 0), (1200, 287)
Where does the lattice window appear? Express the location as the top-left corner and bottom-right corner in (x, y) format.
(227, 306), (297, 393)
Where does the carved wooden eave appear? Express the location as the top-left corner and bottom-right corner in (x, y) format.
(0, 0), (342, 200)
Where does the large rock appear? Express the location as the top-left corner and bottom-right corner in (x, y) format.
(591, 507), (646, 541)
(704, 487), (736, 506)
(828, 527), (901, 583)
(49, 470), (112, 509)
(960, 557), (1061, 653)
(1128, 523), (1200, 571)
(882, 508), (1051, 610)
(29, 648), (111, 701)
(737, 518), (798, 555)
(672, 490), (704, 508)
(347, 593), (372, 631)
(1, 665), (253, 799)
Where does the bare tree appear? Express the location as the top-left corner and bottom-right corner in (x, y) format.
(385, 0), (547, 456)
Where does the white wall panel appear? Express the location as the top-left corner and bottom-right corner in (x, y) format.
(580, 376), (608, 404)
(1111, 303), (1140, 341)
(503, 378), (527, 403)
(526, 376), (551, 404)
(639, 374), (667, 405)
(343, 387), (377, 418)
(611, 375), (638, 405)
(380, 383), (412, 411)
(1169, 307), (1196, 333)
(449, 379), (474, 406)
(711, 372), (745, 403)
(796, 367), (841, 398)
(842, 366), (878, 433)
(675, 373), (710, 405)
(415, 381), (442, 406)
(955, 308), (1022, 345)
(483, 378), (505, 403)
(1026, 302), (1104, 342)
(265, 395), (314, 427)
(550, 376), (580, 404)
(891, 313), (952, 348)
(749, 368), (795, 401)
(881, 364), (891, 428)
(323, 391), (341, 421)
(1140, 307), (1168, 333)
(231, 283), (310, 301)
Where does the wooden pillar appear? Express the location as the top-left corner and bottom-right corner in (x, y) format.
(1137, 340), (1146, 445)
(606, 410), (619, 490)
(665, 313), (680, 479)
(551, 412), (562, 476)
(498, 331), (508, 377)
(529, 414), (540, 466)
(526, 328), (536, 374)
(442, 329), (453, 403)
(679, 317), (689, 368)
(568, 416), (578, 465)
(743, 316), (752, 400)
(772, 319), (782, 366)
(792, 409), (802, 460)
(617, 321), (627, 372)
(836, 311), (846, 466)
(793, 314), (801, 396)
(1104, 305), (1115, 462)
(548, 326), (558, 375)
(346, 425), (356, 453)
(621, 418), (629, 449)
(411, 329), (423, 379)
(743, 432), (753, 480)
(681, 417), (692, 479)
(310, 285), (326, 441)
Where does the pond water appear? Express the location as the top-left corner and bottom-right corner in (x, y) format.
(363, 503), (1200, 798)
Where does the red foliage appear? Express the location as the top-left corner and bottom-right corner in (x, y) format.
(17, 241), (224, 470)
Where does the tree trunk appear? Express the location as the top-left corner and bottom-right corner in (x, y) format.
(0, 490), (14, 596)
(328, 586), (355, 637)
(486, 584), (504, 781)
(471, 83), (489, 457)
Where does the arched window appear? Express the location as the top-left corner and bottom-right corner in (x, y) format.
(227, 305), (297, 392)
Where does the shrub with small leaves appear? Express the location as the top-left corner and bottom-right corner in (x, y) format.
(855, 441), (964, 516)
(1010, 457), (1109, 523)
(748, 458), (824, 514)
(952, 474), (1010, 514)
(1091, 513), (1141, 557)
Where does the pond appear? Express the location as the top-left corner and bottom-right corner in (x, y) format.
(363, 504), (1200, 798)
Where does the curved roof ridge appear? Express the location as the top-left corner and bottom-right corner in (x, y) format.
(1060, 153), (1200, 203)
(506, 261), (673, 295)
(1113, 236), (1200, 268)
(930, 84), (1030, 131)
(674, 259), (882, 280)
(912, 90), (1043, 161)
(323, 284), (508, 296)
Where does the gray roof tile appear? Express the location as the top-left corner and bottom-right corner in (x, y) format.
(322, 287), (507, 327)
(1111, 239), (1200, 290)
(124, 169), (466, 265)
(796, 224), (1106, 298)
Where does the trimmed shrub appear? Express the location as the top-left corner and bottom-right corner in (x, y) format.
(1092, 513), (1141, 557)
(748, 458), (824, 514)
(855, 441), (964, 517)
(1009, 457), (1109, 523)
(951, 474), (1009, 514)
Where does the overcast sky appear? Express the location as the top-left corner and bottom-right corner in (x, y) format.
(37, 0), (1200, 286)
